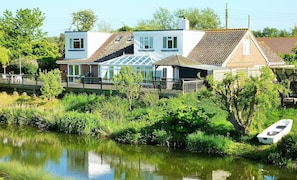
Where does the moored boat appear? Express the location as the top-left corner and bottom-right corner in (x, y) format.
(257, 119), (293, 144)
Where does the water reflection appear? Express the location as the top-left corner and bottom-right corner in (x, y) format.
(0, 125), (296, 179)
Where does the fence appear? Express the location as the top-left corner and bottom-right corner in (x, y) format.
(0, 74), (204, 95)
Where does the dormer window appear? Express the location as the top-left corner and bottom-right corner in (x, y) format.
(140, 36), (153, 49)
(69, 38), (84, 50)
(163, 36), (177, 49)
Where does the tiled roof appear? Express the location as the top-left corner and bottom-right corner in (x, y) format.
(56, 31), (134, 64)
(154, 55), (201, 66)
(93, 31), (134, 62)
(187, 29), (248, 65)
(258, 41), (285, 65)
(256, 37), (297, 54)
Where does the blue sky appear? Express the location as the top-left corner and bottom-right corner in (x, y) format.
(1, 0), (296, 36)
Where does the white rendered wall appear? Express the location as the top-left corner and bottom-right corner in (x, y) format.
(65, 31), (111, 60)
(133, 30), (204, 60)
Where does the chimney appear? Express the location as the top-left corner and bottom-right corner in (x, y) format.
(178, 17), (189, 30)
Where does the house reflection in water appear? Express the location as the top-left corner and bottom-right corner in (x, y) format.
(66, 150), (111, 179)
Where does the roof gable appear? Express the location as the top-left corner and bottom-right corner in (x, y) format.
(187, 29), (248, 65)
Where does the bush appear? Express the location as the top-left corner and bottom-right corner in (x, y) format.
(113, 128), (141, 144)
(152, 129), (172, 146)
(186, 131), (231, 154)
(267, 135), (297, 166)
(62, 93), (105, 113)
(55, 111), (101, 135)
(0, 106), (50, 129)
(152, 105), (213, 147)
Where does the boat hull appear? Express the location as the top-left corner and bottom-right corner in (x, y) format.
(257, 119), (293, 144)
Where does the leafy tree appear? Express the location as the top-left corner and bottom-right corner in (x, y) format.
(0, 8), (59, 73)
(207, 67), (286, 135)
(292, 26), (297, 37)
(175, 8), (220, 30)
(113, 66), (143, 110)
(117, 25), (134, 32)
(98, 20), (113, 32)
(71, 9), (97, 31)
(135, 7), (220, 30)
(135, 7), (176, 30)
(252, 27), (291, 37)
(32, 38), (60, 58)
(39, 69), (64, 100)
(0, 46), (9, 74)
(58, 33), (65, 59)
(152, 7), (176, 30)
(0, 8), (46, 59)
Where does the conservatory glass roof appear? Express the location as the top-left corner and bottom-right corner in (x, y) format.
(99, 55), (158, 66)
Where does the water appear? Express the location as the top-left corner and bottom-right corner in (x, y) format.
(0, 125), (296, 180)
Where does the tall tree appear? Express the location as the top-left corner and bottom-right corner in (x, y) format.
(0, 46), (9, 74)
(113, 66), (143, 111)
(152, 7), (176, 30)
(175, 8), (220, 30)
(135, 7), (220, 30)
(0, 8), (46, 59)
(292, 26), (297, 37)
(207, 67), (286, 136)
(71, 9), (97, 31)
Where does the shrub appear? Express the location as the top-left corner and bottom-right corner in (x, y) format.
(152, 129), (172, 146)
(153, 105), (213, 147)
(0, 106), (49, 128)
(267, 135), (297, 166)
(113, 128), (141, 144)
(186, 131), (231, 154)
(55, 111), (101, 135)
(62, 93), (105, 113)
(100, 96), (129, 122)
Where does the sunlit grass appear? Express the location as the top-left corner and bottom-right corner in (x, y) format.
(0, 161), (66, 180)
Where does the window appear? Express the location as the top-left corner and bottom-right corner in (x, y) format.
(243, 39), (250, 55)
(68, 64), (81, 82)
(140, 36), (153, 49)
(69, 38), (84, 49)
(163, 36), (177, 49)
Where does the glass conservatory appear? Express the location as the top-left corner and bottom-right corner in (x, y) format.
(98, 55), (158, 81)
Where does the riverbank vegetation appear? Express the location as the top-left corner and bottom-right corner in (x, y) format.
(0, 161), (64, 180)
(0, 85), (297, 170)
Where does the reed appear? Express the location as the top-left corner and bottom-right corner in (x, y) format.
(0, 161), (64, 180)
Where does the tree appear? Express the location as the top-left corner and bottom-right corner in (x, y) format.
(39, 69), (64, 100)
(98, 20), (113, 32)
(0, 46), (9, 74)
(207, 67), (286, 135)
(71, 9), (97, 31)
(135, 7), (176, 30)
(135, 7), (220, 30)
(292, 26), (297, 37)
(152, 7), (176, 30)
(175, 8), (220, 30)
(113, 66), (143, 110)
(0, 8), (46, 59)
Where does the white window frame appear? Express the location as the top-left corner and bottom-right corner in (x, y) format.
(68, 64), (81, 82)
(243, 39), (250, 55)
(140, 36), (153, 49)
(163, 36), (177, 49)
(69, 38), (84, 50)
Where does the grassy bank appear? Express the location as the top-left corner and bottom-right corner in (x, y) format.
(0, 161), (64, 180)
(0, 91), (297, 170)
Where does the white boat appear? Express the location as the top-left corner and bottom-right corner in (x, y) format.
(257, 119), (293, 144)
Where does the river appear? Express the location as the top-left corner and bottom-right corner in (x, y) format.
(0, 125), (296, 180)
